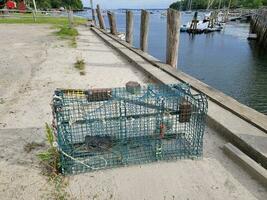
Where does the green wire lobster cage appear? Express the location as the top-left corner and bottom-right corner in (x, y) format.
(52, 84), (208, 174)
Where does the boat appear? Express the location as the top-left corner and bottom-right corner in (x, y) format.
(180, 25), (188, 32)
(180, 12), (224, 34)
(160, 12), (167, 18)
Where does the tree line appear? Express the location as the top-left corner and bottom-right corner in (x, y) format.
(170, 0), (267, 10)
(20, 0), (83, 10)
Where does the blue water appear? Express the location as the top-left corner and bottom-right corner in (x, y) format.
(77, 10), (267, 115)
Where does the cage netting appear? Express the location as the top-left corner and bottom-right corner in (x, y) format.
(52, 83), (208, 174)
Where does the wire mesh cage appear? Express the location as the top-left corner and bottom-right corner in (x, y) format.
(52, 84), (208, 174)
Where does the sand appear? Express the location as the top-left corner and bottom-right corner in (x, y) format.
(0, 24), (266, 200)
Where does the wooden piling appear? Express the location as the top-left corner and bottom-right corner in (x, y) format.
(126, 10), (134, 45)
(140, 10), (150, 52)
(189, 12), (198, 33)
(96, 4), (105, 29)
(166, 8), (180, 68)
(107, 11), (117, 35)
(90, 0), (96, 25)
(250, 8), (267, 49)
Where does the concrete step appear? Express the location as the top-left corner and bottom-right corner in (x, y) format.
(223, 143), (267, 187)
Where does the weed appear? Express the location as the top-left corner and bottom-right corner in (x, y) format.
(38, 123), (61, 177)
(38, 123), (71, 200)
(24, 142), (45, 153)
(56, 26), (78, 38)
(74, 58), (85, 70)
(55, 25), (78, 48)
(79, 71), (86, 76)
(74, 58), (86, 75)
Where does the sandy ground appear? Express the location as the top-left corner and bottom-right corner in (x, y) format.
(0, 24), (266, 200)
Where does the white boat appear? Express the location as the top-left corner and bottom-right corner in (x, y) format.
(160, 12), (167, 18)
(180, 20), (223, 33)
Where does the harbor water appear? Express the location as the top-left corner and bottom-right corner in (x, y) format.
(78, 10), (267, 115)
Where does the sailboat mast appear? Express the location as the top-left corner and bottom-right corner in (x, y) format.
(187, 0), (192, 11)
(218, 0), (222, 10)
(224, 0), (232, 22)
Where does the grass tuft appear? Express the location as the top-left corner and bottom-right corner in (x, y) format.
(56, 26), (78, 37)
(74, 58), (85, 70)
(79, 71), (86, 76)
(38, 123), (61, 177)
(55, 25), (79, 48)
(74, 57), (86, 75)
(38, 123), (71, 200)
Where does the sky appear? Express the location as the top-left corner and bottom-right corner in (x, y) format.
(82, 0), (177, 9)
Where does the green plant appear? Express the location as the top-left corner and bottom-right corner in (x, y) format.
(74, 57), (86, 75)
(55, 25), (79, 48)
(38, 123), (73, 199)
(56, 26), (78, 38)
(0, 15), (87, 25)
(38, 123), (61, 177)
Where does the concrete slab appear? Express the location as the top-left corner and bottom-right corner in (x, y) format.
(0, 25), (149, 129)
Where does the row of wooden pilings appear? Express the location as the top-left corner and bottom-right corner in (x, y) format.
(93, 5), (181, 68)
(250, 8), (267, 49)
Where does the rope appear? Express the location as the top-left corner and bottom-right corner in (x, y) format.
(54, 142), (108, 170)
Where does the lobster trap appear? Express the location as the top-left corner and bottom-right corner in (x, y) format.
(52, 84), (208, 174)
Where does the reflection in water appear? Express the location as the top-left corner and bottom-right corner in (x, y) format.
(79, 10), (267, 115)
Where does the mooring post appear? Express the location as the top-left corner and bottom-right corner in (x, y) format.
(90, 0), (96, 25)
(107, 11), (117, 35)
(166, 8), (180, 68)
(96, 4), (105, 29)
(190, 11), (198, 32)
(126, 10), (134, 45)
(140, 10), (150, 52)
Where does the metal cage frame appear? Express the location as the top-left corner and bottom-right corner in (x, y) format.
(52, 84), (208, 174)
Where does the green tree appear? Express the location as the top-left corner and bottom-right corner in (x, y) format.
(169, 0), (265, 10)
(28, 0), (83, 10)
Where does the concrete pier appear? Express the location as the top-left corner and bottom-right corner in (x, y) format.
(0, 24), (266, 199)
